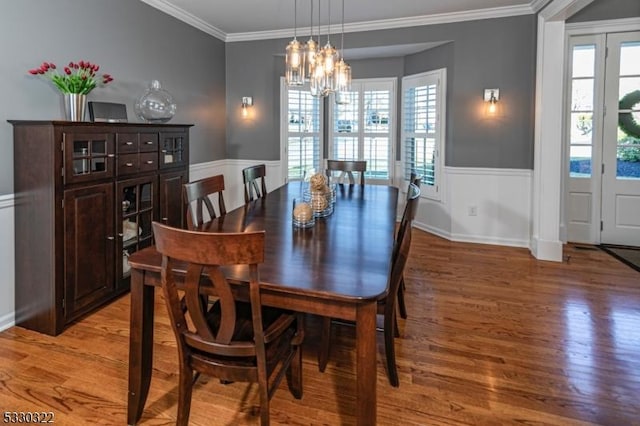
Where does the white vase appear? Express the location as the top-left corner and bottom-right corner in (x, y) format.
(64, 93), (87, 121)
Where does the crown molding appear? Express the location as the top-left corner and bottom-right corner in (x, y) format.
(139, 0), (226, 41)
(565, 17), (640, 34)
(530, 0), (553, 13)
(226, 4), (534, 42)
(140, 0), (537, 43)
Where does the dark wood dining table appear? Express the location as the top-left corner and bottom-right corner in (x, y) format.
(126, 181), (399, 425)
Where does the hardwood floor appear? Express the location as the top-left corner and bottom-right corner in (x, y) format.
(1, 229), (639, 425)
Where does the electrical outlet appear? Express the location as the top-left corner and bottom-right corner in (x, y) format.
(468, 206), (477, 216)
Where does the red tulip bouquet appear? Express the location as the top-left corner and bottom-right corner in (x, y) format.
(28, 61), (113, 94)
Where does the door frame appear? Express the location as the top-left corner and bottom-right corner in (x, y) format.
(562, 20), (640, 245)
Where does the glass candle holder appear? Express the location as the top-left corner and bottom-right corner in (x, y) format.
(292, 198), (315, 228)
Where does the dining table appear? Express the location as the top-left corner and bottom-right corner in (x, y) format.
(126, 181), (399, 425)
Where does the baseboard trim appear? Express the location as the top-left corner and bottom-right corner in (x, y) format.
(531, 236), (564, 261)
(413, 219), (529, 248)
(450, 232), (530, 248)
(0, 312), (15, 333)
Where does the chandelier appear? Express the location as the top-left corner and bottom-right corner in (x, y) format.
(285, 0), (351, 101)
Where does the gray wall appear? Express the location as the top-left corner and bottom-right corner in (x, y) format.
(226, 14), (537, 169)
(0, 0), (226, 195)
(568, 0), (640, 22)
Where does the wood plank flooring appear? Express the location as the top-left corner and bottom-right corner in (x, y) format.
(1, 230), (639, 425)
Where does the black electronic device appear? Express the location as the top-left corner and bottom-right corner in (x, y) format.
(88, 101), (128, 123)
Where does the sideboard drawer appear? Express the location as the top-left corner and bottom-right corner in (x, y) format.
(117, 133), (139, 154)
(139, 133), (159, 152)
(139, 152), (158, 173)
(118, 153), (139, 175)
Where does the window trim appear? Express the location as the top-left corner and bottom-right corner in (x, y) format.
(328, 77), (397, 185)
(401, 68), (447, 201)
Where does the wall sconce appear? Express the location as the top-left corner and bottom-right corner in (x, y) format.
(241, 96), (253, 118)
(483, 89), (500, 117)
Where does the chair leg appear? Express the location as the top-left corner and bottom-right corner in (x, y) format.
(318, 317), (332, 372)
(259, 382), (270, 426)
(384, 312), (400, 387)
(397, 276), (408, 319)
(287, 343), (304, 399)
(176, 364), (195, 426)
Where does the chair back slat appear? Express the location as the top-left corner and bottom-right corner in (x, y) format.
(152, 222), (265, 358)
(242, 164), (267, 203)
(326, 160), (367, 185)
(183, 174), (227, 229)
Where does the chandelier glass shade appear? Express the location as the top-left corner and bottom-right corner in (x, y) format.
(285, 0), (304, 86)
(334, 58), (351, 104)
(285, 38), (304, 86)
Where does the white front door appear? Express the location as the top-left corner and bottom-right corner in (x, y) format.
(601, 32), (640, 246)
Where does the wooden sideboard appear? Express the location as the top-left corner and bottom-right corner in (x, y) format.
(10, 121), (191, 336)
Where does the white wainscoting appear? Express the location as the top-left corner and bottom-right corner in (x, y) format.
(445, 167), (532, 247)
(0, 194), (16, 332)
(396, 164), (532, 248)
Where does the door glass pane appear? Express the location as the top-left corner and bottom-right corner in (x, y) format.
(572, 45), (596, 78)
(620, 41), (640, 76)
(570, 145), (592, 176)
(570, 112), (594, 143)
(571, 79), (595, 111)
(616, 146), (640, 179)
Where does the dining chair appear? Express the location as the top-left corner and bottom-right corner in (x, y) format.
(318, 183), (420, 387)
(398, 173), (421, 320)
(326, 159), (367, 185)
(242, 164), (268, 203)
(182, 174), (227, 230)
(152, 222), (304, 425)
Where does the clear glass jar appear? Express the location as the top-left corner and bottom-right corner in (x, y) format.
(134, 80), (177, 123)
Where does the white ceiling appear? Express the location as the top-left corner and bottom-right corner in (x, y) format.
(140, 0), (549, 41)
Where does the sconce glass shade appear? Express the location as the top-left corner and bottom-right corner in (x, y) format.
(334, 58), (351, 104)
(487, 98), (498, 115)
(483, 89), (500, 117)
(286, 38), (305, 86)
(241, 96), (253, 118)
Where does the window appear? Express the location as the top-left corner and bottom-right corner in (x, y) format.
(281, 78), (322, 181)
(401, 69), (446, 200)
(568, 41), (598, 178)
(329, 78), (396, 184)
